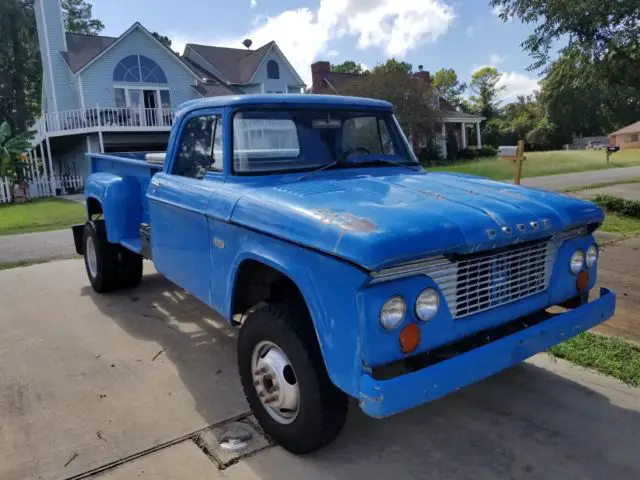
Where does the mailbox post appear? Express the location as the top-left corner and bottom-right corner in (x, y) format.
(606, 145), (620, 164)
(498, 140), (526, 185)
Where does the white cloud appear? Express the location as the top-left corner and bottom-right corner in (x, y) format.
(497, 72), (539, 100)
(326, 49), (340, 57)
(465, 25), (475, 37)
(488, 53), (505, 65)
(171, 0), (456, 86)
(359, 61), (370, 72)
(250, 0), (257, 7)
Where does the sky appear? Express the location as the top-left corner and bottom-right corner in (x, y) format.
(91, 0), (541, 101)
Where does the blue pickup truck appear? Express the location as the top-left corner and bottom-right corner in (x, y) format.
(72, 94), (615, 454)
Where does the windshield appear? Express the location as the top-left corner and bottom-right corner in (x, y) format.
(232, 109), (417, 174)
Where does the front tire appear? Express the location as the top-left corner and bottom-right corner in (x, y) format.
(238, 301), (348, 454)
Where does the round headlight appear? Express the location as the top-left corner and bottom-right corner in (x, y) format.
(415, 288), (439, 322)
(586, 244), (598, 268)
(380, 296), (406, 330)
(570, 249), (585, 275)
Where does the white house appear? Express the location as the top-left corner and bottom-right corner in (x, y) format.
(26, 0), (306, 195)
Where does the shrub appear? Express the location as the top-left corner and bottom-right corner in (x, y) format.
(417, 140), (443, 165)
(594, 195), (640, 218)
(446, 129), (459, 162)
(477, 145), (498, 157)
(457, 148), (477, 160)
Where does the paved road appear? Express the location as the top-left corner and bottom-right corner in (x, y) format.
(1, 260), (639, 479)
(0, 228), (76, 264)
(520, 166), (640, 191)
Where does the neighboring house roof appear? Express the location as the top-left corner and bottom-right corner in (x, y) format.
(610, 121), (640, 136)
(62, 32), (117, 73)
(193, 83), (240, 97)
(324, 72), (363, 92)
(186, 42), (274, 84)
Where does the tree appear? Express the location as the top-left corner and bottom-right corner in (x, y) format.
(331, 60), (366, 74)
(526, 116), (556, 149)
(489, 0), (640, 93)
(0, 121), (34, 180)
(372, 58), (412, 75)
(432, 68), (467, 108)
(469, 66), (504, 120)
(62, 0), (104, 35)
(339, 70), (435, 140)
(152, 32), (172, 48)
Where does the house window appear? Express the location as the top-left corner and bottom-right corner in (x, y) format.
(632, 134), (639, 143)
(113, 55), (168, 83)
(267, 60), (280, 79)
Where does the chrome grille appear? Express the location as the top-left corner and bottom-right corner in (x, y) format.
(386, 239), (559, 319)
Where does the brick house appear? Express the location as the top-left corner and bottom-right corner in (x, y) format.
(310, 61), (484, 157)
(609, 121), (640, 149)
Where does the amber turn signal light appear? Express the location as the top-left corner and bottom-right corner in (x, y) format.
(399, 324), (421, 354)
(576, 270), (589, 293)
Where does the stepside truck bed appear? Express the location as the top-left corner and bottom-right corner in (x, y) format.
(83, 153), (163, 255)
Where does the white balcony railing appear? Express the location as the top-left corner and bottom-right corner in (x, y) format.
(36, 107), (176, 137)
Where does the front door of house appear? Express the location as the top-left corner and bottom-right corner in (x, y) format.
(143, 90), (158, 126)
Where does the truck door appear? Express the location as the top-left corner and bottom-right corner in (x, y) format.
(147, 110), (224, 303)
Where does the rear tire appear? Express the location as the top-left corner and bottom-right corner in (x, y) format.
(84, 220), (119, 293)
(238, 300), (348, 454)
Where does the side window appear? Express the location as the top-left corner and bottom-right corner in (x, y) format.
(172, 115), (223, 177)
(378, 119), (396, 155)
(342, 116), (396, 155)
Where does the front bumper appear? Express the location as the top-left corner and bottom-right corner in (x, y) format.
(358, 287), (616, 418)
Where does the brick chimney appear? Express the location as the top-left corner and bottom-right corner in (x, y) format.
(311, 61), (330, 93)
(412, 66), (431, 87)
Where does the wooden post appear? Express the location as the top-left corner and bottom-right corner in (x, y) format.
(514, 139), (525, 185)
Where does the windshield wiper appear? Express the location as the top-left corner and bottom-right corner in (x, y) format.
(296, 160), (342, 181)
(346, 158), (421, 172)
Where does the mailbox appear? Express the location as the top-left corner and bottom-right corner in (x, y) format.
(607, 145), (620, 153)
(498, 146), (518, 157)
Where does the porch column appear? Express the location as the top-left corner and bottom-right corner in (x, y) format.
(441, 122), (447, 158)
(45, 136), (57, 193)
(98, 131), (105, 153)
(39, 142), (48, 178)
(461, 122), (467, 149)
(476, 122), (481, 148)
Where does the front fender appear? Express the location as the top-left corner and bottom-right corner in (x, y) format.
(210, 220), (369, 397)
(85, 172), (141, 243)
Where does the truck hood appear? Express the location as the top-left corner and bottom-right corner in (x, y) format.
(230, 170), (604, 271)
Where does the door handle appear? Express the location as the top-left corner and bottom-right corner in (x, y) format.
(151, 179), (162, 188)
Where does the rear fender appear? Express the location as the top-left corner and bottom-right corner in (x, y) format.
(84, 173), (141, 243)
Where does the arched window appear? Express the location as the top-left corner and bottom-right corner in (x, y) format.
(113, 55), (168, 83)
(266, 60), (280, 79)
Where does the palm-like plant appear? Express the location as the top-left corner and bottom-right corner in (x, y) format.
(0, 121), (34, 181)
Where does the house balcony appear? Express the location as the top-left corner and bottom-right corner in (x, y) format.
(33, 107), (176, 143)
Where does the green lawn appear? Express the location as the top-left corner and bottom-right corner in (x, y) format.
(0, 198), (86, 236)
(429, 149), (640, 181)
(600, 213), (640, 236)
(549, 332), (640, 387)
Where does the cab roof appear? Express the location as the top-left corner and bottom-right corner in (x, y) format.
(177, 94), (394, 115)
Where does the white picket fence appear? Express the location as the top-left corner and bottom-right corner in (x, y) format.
(0, 176), (84, 204)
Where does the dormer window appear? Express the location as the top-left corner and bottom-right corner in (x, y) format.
(267, 60), (280, 79)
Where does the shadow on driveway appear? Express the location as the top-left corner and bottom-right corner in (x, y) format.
(86, 271), (640, 480)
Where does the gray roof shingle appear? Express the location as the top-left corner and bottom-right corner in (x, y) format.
(62, 32), (117, 73)
(186, 42), (274, 84)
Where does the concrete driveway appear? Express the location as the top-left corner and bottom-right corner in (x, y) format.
(1, 260), (640, 480)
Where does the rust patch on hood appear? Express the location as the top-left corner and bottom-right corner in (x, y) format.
(313, 209), (377, 232)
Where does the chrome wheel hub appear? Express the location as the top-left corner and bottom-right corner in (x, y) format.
(251, 341), (299, 424)
(86, 235), (97, 279)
